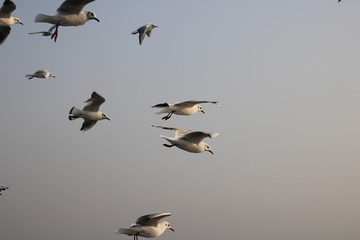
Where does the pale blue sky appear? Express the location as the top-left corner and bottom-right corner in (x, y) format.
(1, 1), (360, 240)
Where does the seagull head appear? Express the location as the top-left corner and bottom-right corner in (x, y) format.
(197, 105), (205, 114)
(149, 24), (158, 29)
(204, 143), (213, 154)
(163, 221), (174, 232)
(102, 113), (110, 121)
(49, 73), (55, 78)
(87, 11), (100, 22)
(14, 17), (23, 25)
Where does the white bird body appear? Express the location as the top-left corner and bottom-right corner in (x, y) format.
(26, 70), (55, 79)
(35, 11), (93, 26)
(152, 100), (221, 120)
(117, 213), (174, 240)
(153, 125), (219, 154)
(69, 91), (110, 132)
(0, 0), (22, 45)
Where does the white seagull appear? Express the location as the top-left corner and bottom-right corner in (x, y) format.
(69, 91), (110, 132)
(132, 23), (158, 45)
(152, 100), (221, 120)
(152, 125), (219, 154)
(26, 70), (55, 79)
(116, 213), (174, 240)
(34, 0), (99, 42)
(0, 185), (10, 195)
(0, 0), (22, 45)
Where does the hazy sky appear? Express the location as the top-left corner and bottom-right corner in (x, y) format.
(1, 1), (360, 240)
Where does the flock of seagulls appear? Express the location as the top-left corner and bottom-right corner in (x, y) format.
(0, 0), (346, 239)
(1, 3), (219, 239)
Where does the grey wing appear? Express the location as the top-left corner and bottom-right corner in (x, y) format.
(151, 102), (178, 108)
(34, 70), (47, 76)
(152, 125), (191, 139)
(136, 213), (171, 227)
(57, 0), (96, 14)
(181, 131), (219, 144)
(82, 91), (105, 112)
(80, 120), (97, 132)
(0, 0), (16, 18)
(175, 100), (220, 107)
(0, 26), (11, 45)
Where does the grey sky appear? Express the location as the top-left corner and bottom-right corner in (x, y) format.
(1, 1), (360, 240)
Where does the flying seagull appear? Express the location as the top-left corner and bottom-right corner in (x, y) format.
(34, 0), (99, 42)
(132, 23), (158, 45)
(0, 0), (22, 45)
(152, 125), (219, 154)
(152, 100), (221, 120)
(116, 213), (174, 240)
(69, 91), (110, 132)
(26, 70), (55, 79)
(0, 185), (10, 195)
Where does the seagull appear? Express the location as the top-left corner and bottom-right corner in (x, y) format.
(152, 125), (219, 154)
(69, 91), (110, 132)
(131, 23), (158, 45)
(28, 25), (56, 37)
(116, 213), (174, 240)
(34, 0), (99, 42)
(152, 100), (221, 120)
(0, 0), (22, 45)
(0, 185), (10, 195)
(338, 0), (342, 2)
(26, 70), (55, 79)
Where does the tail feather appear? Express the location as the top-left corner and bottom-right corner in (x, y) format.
(116, 228), (138, 236)
(35, 14), (57, 24)
(69, 107), (82, 120)
(131, 30), (138, 35)
(26, 74), (33, 79)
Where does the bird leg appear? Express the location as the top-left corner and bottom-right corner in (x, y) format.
(163, 144), (174, 148)
(162, 111), (174, 120)
(51, 24), (60, 42)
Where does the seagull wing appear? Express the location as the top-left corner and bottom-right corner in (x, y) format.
(34, 70), (48, 76)
(175, 100), (220, 108)
(181, 131), (219, 144)
(136, 213), (171, 227)
(0, 0), (16, 18)
(0, 26), (11, 45)
(151, 102), (178, 108)
(82, 91), (105, 112)
(57, 0), (96, 14)
(152, 125), (192, 139)
(80, 120), (97, 132)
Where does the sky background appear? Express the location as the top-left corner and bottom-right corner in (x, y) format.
(1, 0), (360, 240)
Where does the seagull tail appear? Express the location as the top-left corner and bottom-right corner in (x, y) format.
(116, 228), (138, 236)
(35, 14), (56, 24)
(68, 107), (81, 120)
(131, 30), (138, 35)
(26, 74), (34, 79)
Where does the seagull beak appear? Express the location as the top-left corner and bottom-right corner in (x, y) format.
(19, 22), (23, 25)
(201, 110), (205, 114)
(169, 227), (174, 232)
(106, 117), (110, 121)
(208, 150), (214, 155)
(94, 18), (100, 22)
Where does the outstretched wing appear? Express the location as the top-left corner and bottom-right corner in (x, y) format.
(181, 131), (219, 144)
(0, 0), (16, 18)
(82, 91), (105, 112)
(152, 125), (192, 139)
(0, 26), (11, 45)
(136, 213), (171, 227)
(80, 120), (97, 132)
(175, 100), (220, 108)
(57, 0), (96, 14)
